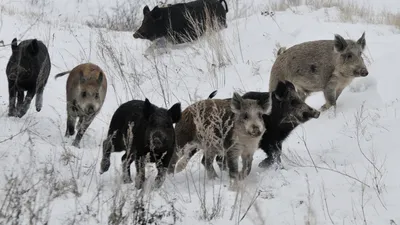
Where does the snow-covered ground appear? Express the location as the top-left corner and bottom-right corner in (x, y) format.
(0, 0), (400, 224)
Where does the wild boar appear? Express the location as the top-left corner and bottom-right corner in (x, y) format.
(99, 99), (181, 190)
(182, 81), (320, 172)
(54, 63), (107, 148)
(269, 33), (368, 112)
(173, 92), (271, 190)
(5, 38), (51, 118)
(133, 0), (228, 44)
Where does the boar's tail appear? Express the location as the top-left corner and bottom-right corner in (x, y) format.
(174, 147), (201, 173)
(220, 0), (228, 13)
(54, 70), (71, 79)
(208, 90), (217, 99)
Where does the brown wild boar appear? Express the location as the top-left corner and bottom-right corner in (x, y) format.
(269, 32), (368, 112)
(54, 63), (107, 148)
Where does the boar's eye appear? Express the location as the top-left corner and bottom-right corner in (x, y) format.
(242, 113), (248, 120)
(290, 100), (298, 106)
(81, 92), (87, 98)
(345, 53), (352, 60)
(95, 93), (99, 99)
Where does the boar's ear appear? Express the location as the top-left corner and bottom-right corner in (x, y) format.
(143, 98), (155, 120)
(333, 34), (348, 52)
(79, 71), (86, 83)
(27, 39), (39, 56)
(151, 6), (162, 20)
(274, 81), (289, 101)
(11, 38), (18, 51)
(143, 5), (150, 15)
(168, 102), (182, 124)
(231, 92), (243, 113)
(285, 80), (296, 91)
(257, 94), (272, 115)
(97, 72), (104, 85)
(357, 32), (366, 50)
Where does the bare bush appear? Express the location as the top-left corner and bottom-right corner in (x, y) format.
(86, 0), (156, 32)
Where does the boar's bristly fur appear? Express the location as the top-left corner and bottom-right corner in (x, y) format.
(6, 38), (51, 118)
(133, 0), (229, 44)
(100, 99), (181, 190)
(269, 33), (368, 112)
(54, 63), (108, 148)
(173, 92), (271, 190)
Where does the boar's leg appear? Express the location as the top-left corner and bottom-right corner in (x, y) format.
(320, 80), (338, 112)
(35, 87), (44, 112)
(66, 114), (77, 137)
(154, 155), (170, 189)
(239, 152), (254, 179)
(227, 147), (241, 190)
(17, 90), (25, 109)
(134, 155), (146, 189)
(72, 113), (95, 148)
(203, 148), (218, 180)
(17, 88), (35, 118)
(258, 142), (283, 169)
(7, 83), (17, 117)
(99, 136), (113, 174)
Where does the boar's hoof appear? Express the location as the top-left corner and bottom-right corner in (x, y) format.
(99, 159), (111, 174)
(319, 103), (332, 112)
(72, 140), (81, 148)
(258, 157), (276, 169)
(36, 106), (41, 112)
(8, 109), (17, 117)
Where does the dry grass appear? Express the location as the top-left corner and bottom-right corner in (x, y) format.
(267, 0), (400, 29)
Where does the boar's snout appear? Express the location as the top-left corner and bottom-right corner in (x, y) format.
(249, 124), (262, 137)
(153, 137), (163, 148)
(302, 108), (320, 120)
(355, 67), (369, 77)
(87, 105), (95, 114)
(133, 31), (144, 39)
(151, 131), (167, 148)
(360, 68), (369, 77)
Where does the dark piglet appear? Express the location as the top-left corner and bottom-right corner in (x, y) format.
(211, 81), (320, 169)
(99, 99), (181, 189)
(6, 38), (51, 118)
(133, 0), (228, 44)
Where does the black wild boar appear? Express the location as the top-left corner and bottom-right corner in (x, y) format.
(133, 0), (229, 44)
(6, 38), (51, 118)
(99, 99), (181, 189)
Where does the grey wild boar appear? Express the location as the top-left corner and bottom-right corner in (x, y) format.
(133, 0), (228, 44)
(54, 63), (107, 148)
(99, 99), (181, 189)
(269, 32), (368, 112)
(173, 92), (272, 190)
(6, 38), (51, 118)
(215, 81), (320, 170)
(186, 81), (320, 171)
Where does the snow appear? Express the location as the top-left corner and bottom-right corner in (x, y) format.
(0, 0), (400, 224)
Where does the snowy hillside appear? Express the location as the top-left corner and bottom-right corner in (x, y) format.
(0, 0), (400, 224)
